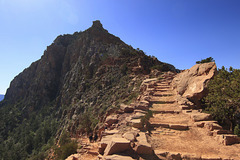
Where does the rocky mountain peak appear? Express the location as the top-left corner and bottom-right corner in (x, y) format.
(88, 20), (107, 33)
(92, 20), (103, 29)
(0, 21), (178, 160)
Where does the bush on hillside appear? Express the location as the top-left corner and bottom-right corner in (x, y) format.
(203, 66), (240, 131)
(55, 131), (78, 160)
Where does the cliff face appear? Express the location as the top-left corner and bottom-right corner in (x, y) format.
(0, 20), (176, 159)
(3, 20), (176, 114)
(5, 21), (123, 106)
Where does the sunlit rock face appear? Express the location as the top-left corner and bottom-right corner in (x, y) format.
(172, 62), (217, 106)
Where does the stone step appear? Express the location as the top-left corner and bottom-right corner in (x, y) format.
(152, 110), (180, 114)
(215, 134), (240, 145)
(150, 123), (188, 130)
(153, 89), (172, 92)
(154, 150), (229, 160)
(189, 113), (213, 122)
(153, 93), (173, 97)
(153, 91), (174, 95)
(150, 122), (170, 128)
(212, 129), (233, 136)
(154, 87), (171, 90)
(151, 95), (175, 100)
(154, 84), (170, 87)
(149, 100), (175, 104)
(156, 81), (171, 84)
(179, 105), (191, 110)
(151, 103), (178, 110)
(87, 150), (99, 155)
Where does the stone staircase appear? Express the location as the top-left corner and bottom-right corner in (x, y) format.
(148, 73), (240, 160)
(66, 72), (240, 160)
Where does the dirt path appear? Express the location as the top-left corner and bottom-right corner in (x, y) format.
(148, 73), (240, 159)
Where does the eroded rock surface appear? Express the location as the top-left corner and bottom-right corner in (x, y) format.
(172, 62), (217, 105)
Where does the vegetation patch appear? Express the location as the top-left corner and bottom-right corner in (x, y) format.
(202, 66), (240, 133)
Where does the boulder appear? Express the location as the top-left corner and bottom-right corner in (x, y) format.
(132, 100), (150, 111)
(105, 115), (118, 126)
(194, 121), (218, 128)
(120, 104), (135, 113)
(154, 150), (168, 157)
(134, 109), (147, 114)
(141, 96), (151, 102)
(104, 129), (120, 135)
(194, 121), (204, 127)
(130, 119), (143, 129)
(104, 154), (134, 160)
(131, 112), (145, 119)
(204, 122), (222, 131)
(172, 62), (216, 106)
(99, 134), (122, 154)
(215, 134), (239, 145)
(136, 132), (148, 143)
(135, 132), (153, 155)
(122, 132), (136, 142)
(104, 138), (131, 155)
(135, 141), (153, 155)
(65, 154), (81, 160)
(141, 78), (158, 85)
(181, 152), (201, 160)
(166, 152), (182, 160)
(190, 113), (212, 122)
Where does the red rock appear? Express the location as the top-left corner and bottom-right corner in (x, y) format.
(215, 134), (239, 145)
(135, 132), (153, 155)
(120, 104), (135, 113)
(136, 141), (153, 155)
(130, 119), (143, 129)
(190, 113), (212, 122)
(122, 132), (136, 142)
(104, 154), (134, 160)
(105, 115), (118, 126)
(104, 138), (131, 155)
(173, 62), (216, 106)
(169, 124), (188, 130)
(204, 122), (222, 131)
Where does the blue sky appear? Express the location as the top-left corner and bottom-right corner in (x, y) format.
(0, 0), (240, 94)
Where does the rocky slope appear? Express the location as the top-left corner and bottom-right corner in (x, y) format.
(75, 64), (239, 160)
(0, 20), (177, 160)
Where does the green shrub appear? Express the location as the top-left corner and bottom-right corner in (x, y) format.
(55, 141), (78, 160)
(125, 92), (139, 105)
(204, 66), (240, 131)
(196, 57), (214, 64)
(234, 124), (240, 136)
(55, 131), (78, 160)
(141, 110), (153, 132)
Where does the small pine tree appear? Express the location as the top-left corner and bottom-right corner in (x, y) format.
(196, 57), (215, 64)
